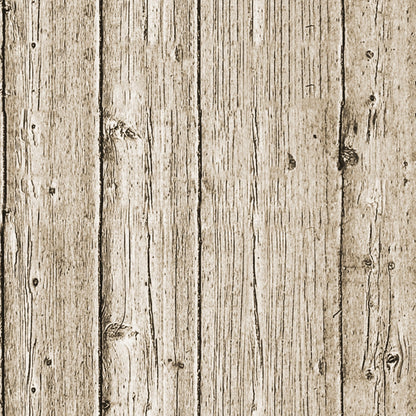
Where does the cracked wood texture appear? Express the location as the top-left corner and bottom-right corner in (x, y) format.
(101, 0), (198, 414)
(2, 0), (416, 415)
(342, 1), (416, 415)
(200, 0), (342, 414)
(3, 0), (100, 414)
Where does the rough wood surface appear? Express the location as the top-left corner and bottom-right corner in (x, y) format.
(342, 1), (416, 414)
(101, 0), (198, 414)
(1, 0), (415, 414)
(3, 1), (100, 413)
(200, 0), (343, 414)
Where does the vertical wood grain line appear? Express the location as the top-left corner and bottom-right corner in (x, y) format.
(98, 0), (104, 414)
(338, 0), (346, 414)
(1, 1), (6, 414)
(196, 0), (202, 412)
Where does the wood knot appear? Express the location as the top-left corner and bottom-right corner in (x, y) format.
(168, 359), (184, 369)
(365, 369), (374, 380)
(288, 153), (296, 170)
(386, 353), (400, 371)
(44, 358), (52, 366)
(106, 119), (141, 141)
(363, 257), (373, 268)
(101, 400), (110, 410)
(174, 361), (184, 369)
(340, 146), (359, 168)
(104, 323), (138, 341)
(318, 358), (326, 375)
(366, 50), (374, 59)
(174, 45), (183, 62)
(353, 121), (358, 134)
(388, 261), (395, 270)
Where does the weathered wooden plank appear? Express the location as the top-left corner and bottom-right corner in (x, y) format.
(101, 0), (198, 414)
(3, 0), (100, 413)
(342, 1), (416, 414)
(200, 0), (343, 414)
(0, 8), (3, 416)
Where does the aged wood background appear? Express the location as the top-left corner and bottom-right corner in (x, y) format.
(1, 0), (415, 414)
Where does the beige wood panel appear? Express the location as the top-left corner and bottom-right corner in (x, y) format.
(342, 1), (416, 414)
(101, 0), (199, 414)
(2, 0), (415, 413)
(3, 0), (100, 414)
(200, 0), (343, 414)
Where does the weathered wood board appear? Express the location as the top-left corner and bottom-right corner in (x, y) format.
(200, 0), (343, 414)
(101, 0), (199, 414)
(3, 0), (100, 414)
(0, 0), (414, 414)
(342, 1), (416, 414)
